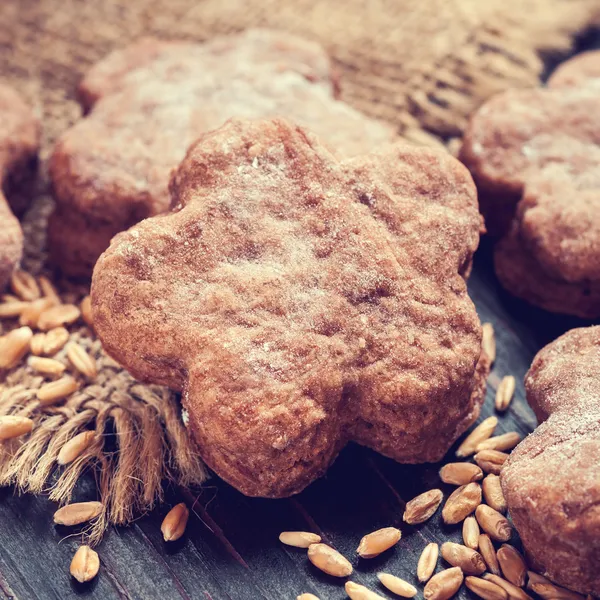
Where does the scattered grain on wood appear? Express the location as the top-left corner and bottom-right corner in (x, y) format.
(424, 567), (464, 600)
(479, 534), (501, 575)
(307, 543), (352, 577)
(442, 482), (482, 524)
(476, 432), (521, 453)
(456, 416), (498, 457)
(465, 576), (508, 600)
(345, 581), (386, 600)
(475, 505), (512, 542)
(441, 541), (486, 575)
(357, 527), (401, 558)
(417, 542), (439, 583)
(440, 462), (483, 485)
(378, 573), (417, 598)
(474, 449), (509, 475)
(462, 515), (480, 549)
(495, 376), (516, 412)
(54, 501), (103, 525)
(279, 531), (321, 548)
(70, 545), (100, 583)
(482, 323), (496, 364)
(484, 574), (533, 600)
(403, 488), (443, 524)
(482, 474), (507, 513)
(161, 503), (189, 542)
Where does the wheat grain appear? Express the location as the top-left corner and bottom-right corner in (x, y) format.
(58, 431), (96, 465)
(345, 581), (386, 600)
(356, 527), (401, 558)
(66, 342), (97, 378)
(456, 417), (498, 457)
(424, 567), (464, 600)
(440, 462), (483, 485)
(307, 544), (352, 577)
(70, 545), (100, 583)
(36, 375), (80, 406)
(38, 275), (61, 305)
(161, 503), (189, 541)
(54, 501), (103, 525)
(482, 323), (496, 364)
(442, 482), (482, 524)
(10, 270), (40, 301)
(417, 543), (439, 583)
(479, 534), (501, 575)
(495, 376), (516, 412)
(19, 297), (55, 328)
(0, 415), (34, 440)
(475, 505), (512, 542)
(27, 356), (66, 376)
(80, 295), (94, 328)
(279, 531), (321, 548)
(0, 326), (33, 369)
(497, 545), (526, 587)
(465, 576), (508, 600)
(476, 432), (521, 453)
(37, 304), (81, 331)
(42, 327), (70, 356)
(462, 516), (480, 549)
(0, 300), (30, 318)
(378, 573), (417, 598)
(441, 542), (486, 575)
(483, 574), (533, 600)
(403, 489), (443, 524)
(474, 450), (509, 475)
(482, 474), (507, 513)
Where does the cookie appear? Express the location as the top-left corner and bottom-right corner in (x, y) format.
(460, 54), (600, 317)
(91, 117), (489, 498)
(501, 327), (600, 596)
(48, 29), (395, 277)
(548, 50), (600, 88)
(0, 84), (40, 289)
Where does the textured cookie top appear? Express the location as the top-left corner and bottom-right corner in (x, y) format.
(92, 117), (484, 497)
(50, 29), (394, 227)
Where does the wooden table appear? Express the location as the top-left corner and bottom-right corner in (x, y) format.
(1, 35), (598, 598)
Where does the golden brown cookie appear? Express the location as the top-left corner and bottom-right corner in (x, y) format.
(0, 84), (40, 289)
(49, 29), (395, 277)
(501, 327), (600, 596)
(460, 53), (600, 317)
(91, 117), (489, 498)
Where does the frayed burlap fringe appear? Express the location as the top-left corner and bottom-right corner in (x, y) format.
(0, 327), (206, 545)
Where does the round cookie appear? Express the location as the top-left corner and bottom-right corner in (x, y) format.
(461, 53), (600, 317)
(92, 117), (489, 498)
(49, 29), (395, 278)
(0, 84), (40, 289)
(501, 327), (600, 596)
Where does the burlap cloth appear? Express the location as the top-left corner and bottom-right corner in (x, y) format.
(1, 0), (599, 540)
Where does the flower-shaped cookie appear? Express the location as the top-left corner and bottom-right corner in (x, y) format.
(92, 117), (489, 497)
(460, 51), (600, 317)
(49, 29), (395, 277)
(0, 84), (39, 289)
(502, 326), (600, 596)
